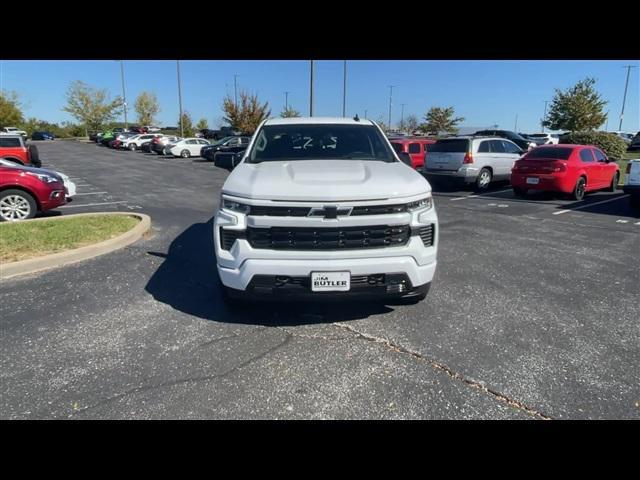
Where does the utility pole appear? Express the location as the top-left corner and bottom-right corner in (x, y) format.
(342, 60), (347, 117)
(177, 60), (184, 138)
(234, 74), (239, 108)
(605, 110), (609, 131)
(284, 91), (289, 110)
(309, 60), (315, 117)
(388, 85), (396, 131)
(364, 109), (368, 118)
(542, 100), (550, 133)
(619, 65), (637, 131)
(514, 113), (518, 132)
(119, 60), (128, 129)
(400, 103), (405, 130)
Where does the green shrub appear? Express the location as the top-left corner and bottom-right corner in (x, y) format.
(560, 131), (628, 160)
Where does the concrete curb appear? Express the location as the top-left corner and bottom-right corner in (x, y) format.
(0, 212), (151, 280)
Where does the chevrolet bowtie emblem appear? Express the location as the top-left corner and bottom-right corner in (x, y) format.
(308, 205), (353, 219)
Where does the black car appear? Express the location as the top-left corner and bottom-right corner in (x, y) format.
(202, 136), (251, 162)
(31, 131), (55, 140)
(473, 129), (534, 151)
(215, 149), (246, 170)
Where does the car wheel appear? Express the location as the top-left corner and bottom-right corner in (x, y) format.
(129, 144), (136, 151)
(608, 172), (619, 192)
(180, 149), (190, 158)
(572, 177), (586, 201)
(28, 144), (40, 166)
(474, 168), (492, 192)
(513, 186), (527, 197)
(0, 189), (37, 221)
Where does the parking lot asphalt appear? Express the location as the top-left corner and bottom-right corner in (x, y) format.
(1, 140), (638, 419)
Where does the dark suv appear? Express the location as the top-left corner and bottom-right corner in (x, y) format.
(201, 136), (251, 163)
(473, 129), (535, 151)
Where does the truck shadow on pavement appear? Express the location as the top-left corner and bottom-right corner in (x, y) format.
(144, 217), (395, 326)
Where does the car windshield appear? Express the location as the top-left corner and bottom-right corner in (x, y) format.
(525, 147), (573, 160)
(247, 124), (396, 163)
(212, 136), (234, 146)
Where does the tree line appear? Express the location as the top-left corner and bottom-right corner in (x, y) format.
(1, 77), (614, 138)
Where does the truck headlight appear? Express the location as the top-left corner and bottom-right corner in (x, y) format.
(407, 195), (433, 212)
(221, 195), (250, 214)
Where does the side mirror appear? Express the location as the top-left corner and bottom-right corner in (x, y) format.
(398, 151), (413, 167)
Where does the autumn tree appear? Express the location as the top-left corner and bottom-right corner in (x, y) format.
(280, 106), (301, 118)
(421, 107), (465, 134)
(178, 111), (195, 137)
(62, 81), (122, 136)
(196, 118), (209, 130)
(0, 90), (25, 127)
(543, 78), (607, 131)
(222, 91), (271, 134)
(134, 91), (161, 126)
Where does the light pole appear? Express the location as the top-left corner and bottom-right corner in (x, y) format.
(234, 74), (239, 108)
(619, 65), (637, 131)
(309, 60), (315, 117)
(542, 100), (550, 133)
(342, 60), (347, 117)
(119, 60), (128, 129)
(514, 113), (518, 132)
(364, 109), (368, 118)
(400, 103), (405, 131)
(388, 85), (396, 131)
(605, 110), (609, 131)
(284, 91), (289, 111)
(176, 60), (184, 138)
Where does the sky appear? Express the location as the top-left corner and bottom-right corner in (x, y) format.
(1, 60), (638, 133)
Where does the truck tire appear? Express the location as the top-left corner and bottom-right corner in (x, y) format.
(28, 144), (41, 167)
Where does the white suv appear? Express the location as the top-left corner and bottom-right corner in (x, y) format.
(623, 158), (640, 208)
(214, 117), (438, 303)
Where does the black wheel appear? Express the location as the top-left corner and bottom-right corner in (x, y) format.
(474, 168), (492, 192)
(513, 186), (527, 197)
(572, 177), (586, 201)
(0, 189), (37, 221)
(129, 143), (137, 151)
(180, 149), (190, 158)
(608, 172), (619, 192)
(27, 144), (40, 167)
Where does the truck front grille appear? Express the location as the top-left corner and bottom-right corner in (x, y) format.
(246, 225), (411, 250)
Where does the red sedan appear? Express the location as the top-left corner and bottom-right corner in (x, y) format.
(511, 144), (620, 201)
(390, 138), (436, 169)
(0, 164), (67, 221)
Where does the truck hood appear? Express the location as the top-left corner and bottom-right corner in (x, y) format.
(222, 160), (431, 201)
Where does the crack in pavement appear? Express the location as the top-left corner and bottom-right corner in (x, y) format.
(332, 322), (553, 420)
(66, 332), (292, 419)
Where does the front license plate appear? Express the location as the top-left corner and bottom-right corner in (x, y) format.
(526, 177), (540, 185)
(311, 271), (350, 292)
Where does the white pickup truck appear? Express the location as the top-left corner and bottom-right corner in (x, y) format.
(214, 117), (438, 304)
(1, 127), (28, 137)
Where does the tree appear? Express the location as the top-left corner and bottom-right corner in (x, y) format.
(62, 81), (122, 135)
(375, 116), (388, 132)
(222, 91), (271, 134)
(421, 107), (465, 134)
(196, 118), (209, 130)
(280, 106), (301, 118)
(178, 111), (195, 137)
(134, 91), (160, 126)
(404, 114), (419, 133)
(0, 90), (25, 127)
(543, 78), (607, 131)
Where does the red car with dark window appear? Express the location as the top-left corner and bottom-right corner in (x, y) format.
(0, 135), (41, 167)
(389, 138), (436, 169)
(0, 164), (66, 221)
(511, 144), (620, 201)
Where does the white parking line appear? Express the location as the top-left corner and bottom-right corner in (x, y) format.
(71, 192), (108, 196)
(60, 201), (128, 209)
(552, 195), (629, 215)
(449, 189), (513, 201)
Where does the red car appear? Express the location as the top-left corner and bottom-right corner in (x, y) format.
(0, 135), (41, 167)
(389, 138), (436, 169)
(0, 164), (66, 221)
(511, 144), (620, 201)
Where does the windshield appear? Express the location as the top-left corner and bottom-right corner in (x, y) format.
(212, 136), (234, 146)
(247, 124), (396, 163)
